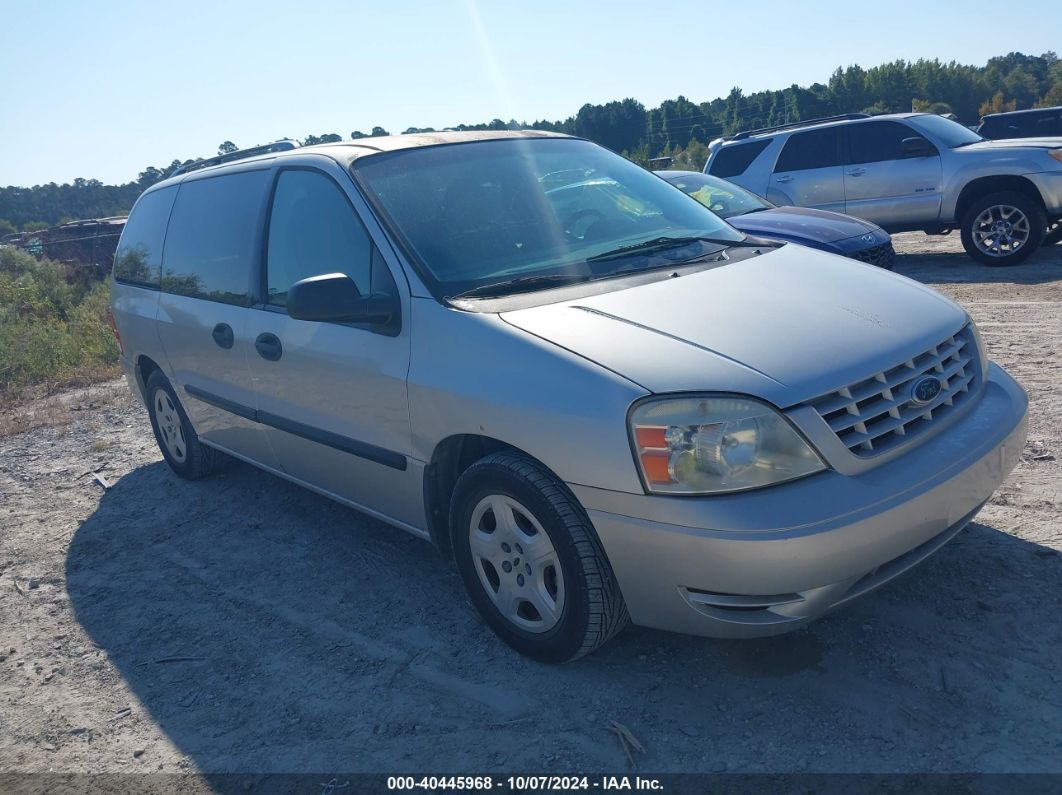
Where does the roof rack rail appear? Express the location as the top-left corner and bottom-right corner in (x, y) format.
(169, 141), (299, 177)
(728, 113), (870, 141)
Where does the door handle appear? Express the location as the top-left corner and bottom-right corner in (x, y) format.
(255, 332), (283, 362)
(848, 168), (867, 177)
(211, 323), (234, 349)
(775, 175), (794, 183)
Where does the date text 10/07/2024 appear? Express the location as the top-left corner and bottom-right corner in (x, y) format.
(385, 776), (665, 791)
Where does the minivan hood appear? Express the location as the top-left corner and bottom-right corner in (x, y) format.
(501, 245), (966, 407)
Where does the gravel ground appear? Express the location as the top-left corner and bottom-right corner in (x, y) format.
(0, 232), (1060, 778)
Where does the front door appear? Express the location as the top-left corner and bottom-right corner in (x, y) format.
(246, 164), (419, 528)
(767, 126), (846, 213)
(843, 120), (943, 227)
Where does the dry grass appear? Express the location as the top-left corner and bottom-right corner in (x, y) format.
(0, 373), (127, 437)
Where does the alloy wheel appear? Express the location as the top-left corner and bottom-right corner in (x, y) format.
(972, 204), (1031, 257)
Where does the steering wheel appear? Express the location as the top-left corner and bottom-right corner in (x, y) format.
(563, 209), (606, 239)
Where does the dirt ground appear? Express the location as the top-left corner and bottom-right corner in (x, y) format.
(1, 232), (1060, 779)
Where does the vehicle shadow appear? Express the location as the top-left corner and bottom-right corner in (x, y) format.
(892, 243), (1062, 286)
(66, 458), (1062, 776)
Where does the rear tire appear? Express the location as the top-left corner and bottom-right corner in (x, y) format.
(451, 452), (629, 663)
(960, 191), (1045, 266)
(146, 371), (218, 480)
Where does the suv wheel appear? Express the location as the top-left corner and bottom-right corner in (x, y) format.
(960, 191), (1045, 265)
(146, 371), (219, 479)
(1044, 220), (1062, 247)
(451, 452), (629, 663)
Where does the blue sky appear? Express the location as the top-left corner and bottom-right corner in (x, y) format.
(1, 0), (1057, 186)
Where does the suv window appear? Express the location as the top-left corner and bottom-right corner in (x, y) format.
(708, 139), (771, 178)
(161, 170), (270, 306)
(113, 187), (177, 288)
(265, 170), (373, 307)
(774, 127), (842, 172)
(1034, 112), (1062, 136)
(848, 121), (934, 164)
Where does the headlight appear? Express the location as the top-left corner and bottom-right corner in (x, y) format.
(1049, 148), (1062, 165)
(629, 395), (826, 495)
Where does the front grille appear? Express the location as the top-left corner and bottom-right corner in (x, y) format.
(851, 241), (896, 268)
(807, 325), (980, 457)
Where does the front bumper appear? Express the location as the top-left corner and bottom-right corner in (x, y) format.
(573, 363), (1027, 638)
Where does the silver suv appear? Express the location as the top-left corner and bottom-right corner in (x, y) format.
(706, 112), (1062, 265)
(111, 131), (1027, 662)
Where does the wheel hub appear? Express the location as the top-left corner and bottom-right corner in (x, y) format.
(973, 204), (1030, 257)
(469, 495), (565, 633)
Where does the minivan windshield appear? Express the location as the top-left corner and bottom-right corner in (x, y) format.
(907, 114), (985, 148)
(353, 138), (745, 298)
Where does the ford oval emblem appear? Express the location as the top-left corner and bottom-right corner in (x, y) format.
(910, 375), (943, 405)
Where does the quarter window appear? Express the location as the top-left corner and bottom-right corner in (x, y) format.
(708, 139), (771, 178)
(848, 121), (934, 164)
(161, 170), (269, 306)
(265, 170), (373, 307)
(113, 186), (177, 288)
(774, 128), (843, 172)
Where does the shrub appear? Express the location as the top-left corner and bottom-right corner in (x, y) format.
(0, 246), (118, 399)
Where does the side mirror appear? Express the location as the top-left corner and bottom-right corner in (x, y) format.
(286, 273), (397, 330)
(901, 137), (935, 158)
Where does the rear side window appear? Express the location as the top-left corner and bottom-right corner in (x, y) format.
(980, 113), (1062, 138)
(1035, 112), (1062, 136)
(774, 127), (843, 172)
(265, 170), (374, 307)
(161, 170), (270, 306)
(113, 187), (177, 288)
(848, 121), (934, 163)
(708, 140), (771, 178)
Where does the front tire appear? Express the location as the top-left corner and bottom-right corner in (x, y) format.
(451, 452), (629, 663)
(960, 191), (1045, 266)
(145, 371), (219, 480)
(1044, 220), (1062, 247)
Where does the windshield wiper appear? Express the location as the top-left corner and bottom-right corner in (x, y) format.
(449, 273), (590, 300)
(585, 234), (761, 263)
(585, 235), (716, 263)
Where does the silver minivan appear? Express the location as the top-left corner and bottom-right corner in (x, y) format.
(111, 131), (1028, 662)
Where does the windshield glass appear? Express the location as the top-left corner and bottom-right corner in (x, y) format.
(907, 114), (985, 147)
(353, 138), (744, 297)
(661, 172), (772, 219)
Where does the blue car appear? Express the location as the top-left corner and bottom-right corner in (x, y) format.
(657, 170), (895, 269)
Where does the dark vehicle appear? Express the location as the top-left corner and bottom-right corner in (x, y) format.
(976, 107), (1062, 247)
(12, 217), (126, 284)
(977, 106), (1062, 140)
(658, 170), (895, 268)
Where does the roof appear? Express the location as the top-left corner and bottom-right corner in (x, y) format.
(725, 112), (921, 143)
(146, 129), (573, 194)
(311, 128), (570, 154)
(981, 105), (1061, 120)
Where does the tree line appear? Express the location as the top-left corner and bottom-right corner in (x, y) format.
(2, 50), (1059, 233)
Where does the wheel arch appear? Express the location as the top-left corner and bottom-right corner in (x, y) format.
(423, 434), (558, 560)
(134, 354), (164, 399)
(954, 175), (1046, 222)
